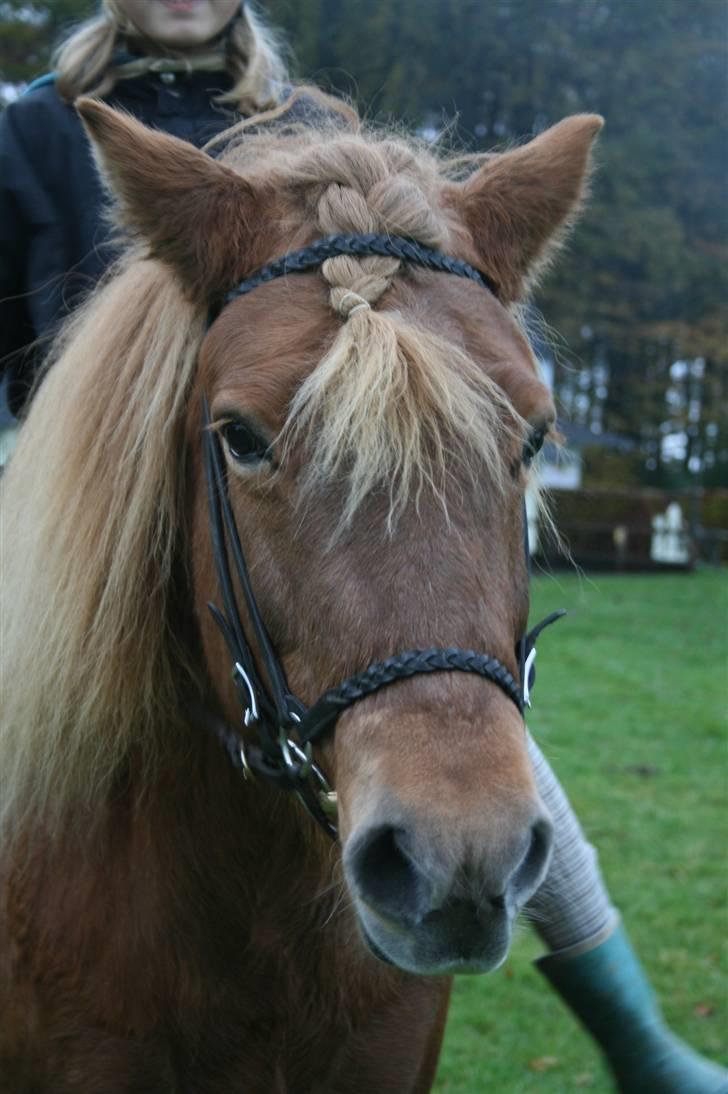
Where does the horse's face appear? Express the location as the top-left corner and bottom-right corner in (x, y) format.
(193, 273), (555, 974)
(78, 96), (601, 976)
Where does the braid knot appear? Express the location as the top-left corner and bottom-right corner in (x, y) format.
(307, 144), (446, 318)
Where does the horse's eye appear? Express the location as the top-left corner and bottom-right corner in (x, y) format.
(522, 428), (546, 468)
(221, 420), (271, 464)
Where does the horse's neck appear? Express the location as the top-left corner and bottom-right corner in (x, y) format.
(15, 734), (347, 1016)
(3, 731), (442, 1090)
(121, 733), (337, 938)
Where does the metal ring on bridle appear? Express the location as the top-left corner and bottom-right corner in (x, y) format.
(279, 712), (313, 781)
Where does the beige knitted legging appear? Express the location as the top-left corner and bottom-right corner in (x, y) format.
(526, 733), (618, 955)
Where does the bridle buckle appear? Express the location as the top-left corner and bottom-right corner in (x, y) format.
(279, 713), (313, 780)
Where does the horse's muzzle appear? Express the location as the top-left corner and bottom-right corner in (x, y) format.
(343, 808), (552, 975)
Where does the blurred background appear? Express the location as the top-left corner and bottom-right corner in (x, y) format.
(1, 5), (725, 1090)
(1, 0), (727, 569)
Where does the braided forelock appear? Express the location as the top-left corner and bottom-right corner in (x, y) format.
(317, 185), (399, 317)
(278, 135), (518, 535)
(299, 140), (446, 317)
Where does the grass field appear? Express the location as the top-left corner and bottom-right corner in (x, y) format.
(433, 569), (728, 1092)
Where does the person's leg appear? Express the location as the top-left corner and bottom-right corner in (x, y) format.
(526, 733), (618, 951)
(527, 734), (727, 1094)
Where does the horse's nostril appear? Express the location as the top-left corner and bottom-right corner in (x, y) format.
(347, 814), (552, 929)
(346, 825), (431, 924)
(508, 817), (553, 906)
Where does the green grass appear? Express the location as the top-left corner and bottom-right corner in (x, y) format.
(434, 570), (728, 1092)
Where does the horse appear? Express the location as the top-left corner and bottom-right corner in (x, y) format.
(0, 92), (602, 1092)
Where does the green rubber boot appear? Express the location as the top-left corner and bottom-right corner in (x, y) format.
(536, 922), (728, 1093)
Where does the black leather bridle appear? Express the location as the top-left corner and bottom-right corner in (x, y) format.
(202, 234), (564, 838)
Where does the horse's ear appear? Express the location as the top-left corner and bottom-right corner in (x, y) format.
(447, 114), (604, 302)
(77, 97), (261, 298)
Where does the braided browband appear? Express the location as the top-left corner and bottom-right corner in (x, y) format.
(223, 233), (498, 308)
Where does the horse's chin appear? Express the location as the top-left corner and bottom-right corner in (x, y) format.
(356, 901), (513, 977)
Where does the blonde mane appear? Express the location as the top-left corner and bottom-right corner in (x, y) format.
(0, 113), (526, 842)
(0, 257), (206, 841)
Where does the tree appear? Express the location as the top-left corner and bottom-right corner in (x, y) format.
(0, 0), (93, 93)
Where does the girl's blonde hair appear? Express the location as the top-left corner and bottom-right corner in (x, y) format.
(53, 1), (288, 115)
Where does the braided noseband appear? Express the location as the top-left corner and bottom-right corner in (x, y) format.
(298, 648), (523, 744)
(203, 233), (562, 838)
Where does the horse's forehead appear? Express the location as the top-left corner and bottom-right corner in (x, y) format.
(440, 280), (555, 423)
(199, 278), (339, 431)
(199, 274), (549, 428)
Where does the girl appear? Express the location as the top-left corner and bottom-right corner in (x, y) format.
(0, 0), (286, 411)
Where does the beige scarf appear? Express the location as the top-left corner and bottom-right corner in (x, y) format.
(111, 49), (228, 82)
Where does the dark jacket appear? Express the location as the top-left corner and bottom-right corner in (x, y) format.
(0, 68), (239, 415)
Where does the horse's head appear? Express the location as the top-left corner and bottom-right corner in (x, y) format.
(78, 96), (602, 975)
